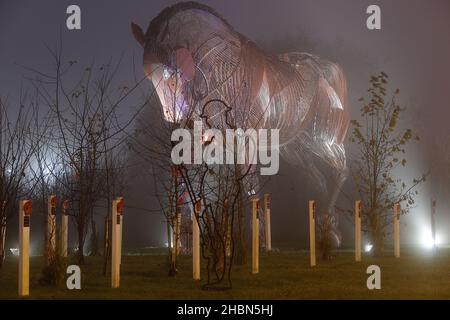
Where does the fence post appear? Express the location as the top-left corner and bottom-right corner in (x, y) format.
(111, 197), (124, 288)
(309, 200), (316, 267)
(251, 197), (260, 274)
(19, 200), (32, 297)
(61, 200), (69, 257)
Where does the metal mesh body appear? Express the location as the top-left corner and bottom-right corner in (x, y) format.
(135, 2), (350, 248)
(140, 3), (349, 176)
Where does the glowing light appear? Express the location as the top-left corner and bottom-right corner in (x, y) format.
(420, 230), (435, 249)
(364, 244), (373, 253)
(9, 248), (19, 256)
(419, 227), (443, 249)
(163, 67), (171, 80)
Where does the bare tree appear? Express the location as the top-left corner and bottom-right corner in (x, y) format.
(99, 143), (127, 276)
(0, 93), (43, 268)
(178, 99), (263, 290)
(348, 72), (426, 255)
(130, 88), (264, 289)
(27, 43), (141, 264)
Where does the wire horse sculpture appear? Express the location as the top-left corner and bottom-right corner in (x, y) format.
(132, 1), (349, 247)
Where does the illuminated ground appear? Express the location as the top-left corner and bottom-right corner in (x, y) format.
(1, 248), (450, 299)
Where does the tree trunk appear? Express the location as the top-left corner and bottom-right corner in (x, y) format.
(0, 220), (6, 268)
(90, 218), (99, 256)
(366, 213), (384, 256)
(370, 227), (384, 257)
(102, 215), (110, 276)
(372, 234), (384, 257)
(216, 240), (226, 275)
(234, 188), (247, 265)
(77, 223), (85, 265)
(167, 219), (177, 276)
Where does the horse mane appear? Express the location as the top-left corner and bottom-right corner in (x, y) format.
(146, 1), (233, 37)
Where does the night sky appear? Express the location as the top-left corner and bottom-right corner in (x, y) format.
(1, 0), (450, 251)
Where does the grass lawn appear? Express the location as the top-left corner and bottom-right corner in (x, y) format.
(1, 248), (450, 299)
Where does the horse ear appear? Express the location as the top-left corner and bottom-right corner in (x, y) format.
(175, 47), (195, 81)
(131, 22), (145, 47)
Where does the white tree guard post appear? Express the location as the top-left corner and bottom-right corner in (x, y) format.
(192, 201), (201, 280)
(309, 200), (316, 267)
(264, 194), (272, 252)
(431, 199), (436, 248)
(251, 197), (260, 274)
(355, 200), (362, 262)
(47, 195), (57, 264)
(111, 197), (124, 288)
(61, 200), (69, 257)
(19, 200), (32, 297)
(119, 206), (123, 261)
(393, 203), (401, 258)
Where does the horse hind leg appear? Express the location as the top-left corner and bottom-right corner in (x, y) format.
(327, 167), (349, 216)
(325, 163), (348, 248)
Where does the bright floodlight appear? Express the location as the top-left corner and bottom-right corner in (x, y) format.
(364, 244), (373, 253)
(9, 248), (19, 256)
(420, 228), (437, 249)
(423, 237), (435, 249)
